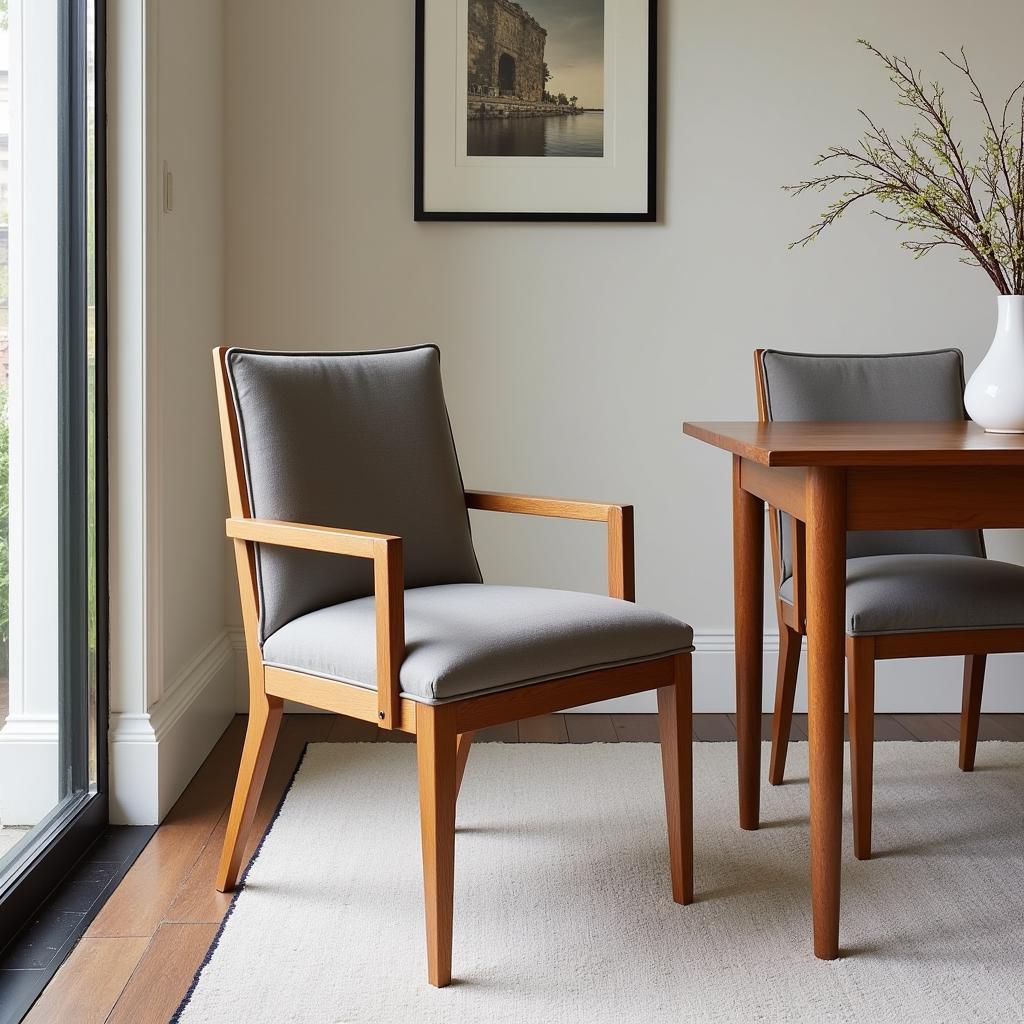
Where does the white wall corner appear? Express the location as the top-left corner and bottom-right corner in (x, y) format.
(109, 631), (236, 824)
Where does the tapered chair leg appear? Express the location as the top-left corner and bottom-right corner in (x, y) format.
(657, 653), (694, 905)
(959, 654), (986, 772)
(769, 626), (802, 785)
(216, 690), (284, 892)
(416, 703), (459, 988)
(454, 731), (476, 800)
(847, 636), (875, 861)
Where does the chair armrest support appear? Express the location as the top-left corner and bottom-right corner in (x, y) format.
(464, 491), (635, 601)
(226, 518), (405, 729)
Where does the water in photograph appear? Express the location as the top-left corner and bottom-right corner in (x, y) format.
(467, 112), (604, 157)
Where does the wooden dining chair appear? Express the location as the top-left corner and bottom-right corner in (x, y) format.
(213, 345), (695, 987)
(755, 348), (1024, 860)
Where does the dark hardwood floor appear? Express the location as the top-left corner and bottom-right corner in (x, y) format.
(22, 712), (1024, 1023)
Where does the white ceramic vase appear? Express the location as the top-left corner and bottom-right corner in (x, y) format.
(964, 295), (1024, 433)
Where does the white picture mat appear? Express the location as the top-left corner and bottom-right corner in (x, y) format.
(422, 0), (650, 215)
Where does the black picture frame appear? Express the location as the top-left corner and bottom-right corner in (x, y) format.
(415, 0), (657, 222)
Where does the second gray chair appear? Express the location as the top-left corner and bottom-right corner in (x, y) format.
(756, 348), (1024, 859)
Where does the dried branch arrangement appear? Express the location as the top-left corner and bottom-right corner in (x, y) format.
(786, 41), (1024, 294)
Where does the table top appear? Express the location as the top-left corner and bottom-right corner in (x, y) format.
(683, 421), (1024, 467)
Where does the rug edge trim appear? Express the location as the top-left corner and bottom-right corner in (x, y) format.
(170, 741), (314, 1023)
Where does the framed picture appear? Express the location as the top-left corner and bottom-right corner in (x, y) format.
(415, 0), (657, 221)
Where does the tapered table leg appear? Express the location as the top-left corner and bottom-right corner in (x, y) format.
(732, 456), (764, 831)
(804, 467), (846, 960)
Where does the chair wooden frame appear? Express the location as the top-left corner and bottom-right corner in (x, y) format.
(213, 348), (693, 986)
(754, 349), (1024, 860)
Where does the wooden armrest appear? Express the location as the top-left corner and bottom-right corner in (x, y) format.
(225, 517), (405, 729)
(464, 490), (635, 601)
(226, 517), (398, 557)
(465, 489), (620, 522)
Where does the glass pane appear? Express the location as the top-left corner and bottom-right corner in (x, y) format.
(0, 0), (100, 880)
(0, 0), (12, 860)
(86, 0), (97, 791)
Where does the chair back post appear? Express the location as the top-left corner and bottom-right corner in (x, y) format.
(213, 347), (267, 702)
(753, 350), (789, 615)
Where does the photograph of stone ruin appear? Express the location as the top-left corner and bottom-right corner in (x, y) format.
(467, 0), (605, 158)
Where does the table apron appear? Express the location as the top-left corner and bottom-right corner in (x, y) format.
(738, 461), (806, 518)
(846, 466), (1024, 530)
(739, 461), (1024, 531)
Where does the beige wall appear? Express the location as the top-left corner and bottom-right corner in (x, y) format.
(156, 0), (228, 688)
(222, 0), (1024, 711)
(108, 0), (233, 822)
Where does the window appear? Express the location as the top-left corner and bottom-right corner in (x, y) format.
(0, 0), (106, 947)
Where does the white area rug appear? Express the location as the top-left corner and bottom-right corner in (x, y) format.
(175, 741), (1024, 1023)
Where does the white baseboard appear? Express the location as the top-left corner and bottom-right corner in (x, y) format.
(110, 631), (236, 824)
(0, 715), (59, 825)
(230, 625), (1024, 716)
(573, 631), (1024, 714)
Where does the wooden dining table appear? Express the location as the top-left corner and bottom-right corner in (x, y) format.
(682, 420), (1024, 959)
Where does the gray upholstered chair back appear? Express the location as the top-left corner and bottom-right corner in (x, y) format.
(758, 349), (983, 578)
(225, 346), (482, 643)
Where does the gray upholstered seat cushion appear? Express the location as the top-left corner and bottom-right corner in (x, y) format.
(225, 346), (482, 643)
(780, 554), (1024, 636)
(261, 584), (694, 702)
